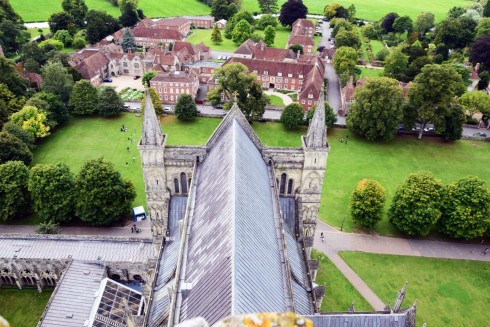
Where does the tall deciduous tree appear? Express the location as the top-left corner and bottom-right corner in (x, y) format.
(335, 28), (361, 49)
(120, 28), (136, 52)
(258, 0), (278, 14)
(29, 163), (75, 223)
(440, 176), (490, 239)
(32, 92), (69, 126)
(0, 160), (30, 222)
(470, 34), (490, 71)
(99, 87), (124, 117)
(2, 122), (35, 150)
(41, 61), (74, 103)
(69, 80), (99, 116)
(405, 64), (465, 139)
(332, 46), (358, 84)
(175, 94), (198, 121)
(383, 48), (408, 81)
(211, 23), (223, 45)
(350, 179), (385, 229)
(346, 77), (403, 141)
(414, 12), (434, 37)
(119, 1), (139, 27)
(0, 132), (32, 165)
(393, 16), (413, 41)
(380, 12), (399, 33)
(207, 62), (269, 120)
(62, 0), (88, 27)
(85, 10), (120, 44)
(75, 157), (136, 225)
(434, 16), (477, 49)
(256, 14), (278, 30)
(48, 12), (76, 34)
(280, 103), (304, 129)
(264, 25), (275, 46)
(279, 0), (308, 27)
(9, 106), (51, 139)
(458, 91), (490, 118)
(440, 104), (465, 141)
(232, 19), (252, 44)
(389, 172), (444, 236)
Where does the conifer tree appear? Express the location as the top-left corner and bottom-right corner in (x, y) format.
(211, 24), (223, 45)
(264, 25), (275, 46)
(121, 28), (136, 52)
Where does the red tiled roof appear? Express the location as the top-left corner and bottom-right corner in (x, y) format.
(292, 19), (314, 30)
(152, 70), (198, 83)
(132, 28), (185, 41)
(288, 35), (314, 47)
(153, 17), (189, 27)
(72, 51), (109, 79)
(135, 18), (154, 29)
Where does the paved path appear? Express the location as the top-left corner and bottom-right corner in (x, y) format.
(265, 90), (293, 105)
(313, 220), (490, 310)
(0, 219), (152, 239)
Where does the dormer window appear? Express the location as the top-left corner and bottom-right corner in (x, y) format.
(278, 72), (282, 77)
(299, 74), (303, 78)
(288, 73), (293, 77)
(264, 70), (268, 75)
(253, 69), (258, 74)
(308, 93), (313, 98)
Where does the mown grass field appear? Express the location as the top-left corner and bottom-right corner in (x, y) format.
(0, 288), (53, 327)
(321, 130), (490, 235)
(358, 66), (383, 78)
(311, 249), (372, 312)
(268, 94), (285, 106)
(340, 252), (490, 327)
(13, 0), (468, 22)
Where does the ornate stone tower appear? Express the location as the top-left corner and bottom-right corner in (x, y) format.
(138, 89), (169, 251)
(299, 88), (329, 255)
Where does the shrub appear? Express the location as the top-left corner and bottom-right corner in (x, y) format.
(36, 220), (60, 234)
(350, 179), (385, 229)
(280, 103), (304, 129)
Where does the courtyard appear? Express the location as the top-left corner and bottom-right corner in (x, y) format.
(100, 75), (145, 93)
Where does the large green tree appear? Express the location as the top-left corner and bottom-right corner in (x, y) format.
(29, 163), (75, 223)
(232, 19), (253, 44)
(0, 1), (29, 56)
(48, 12), (76, 34)
(280, 103), (304, 129)
(224, 10), (255, 39)
(0, 56), (29, 96)
(350, 179), (385, 229)
(75, 157), (136, 225)
(383, 48), (408, 81)
(476, 17), (490, 39)
(458, 91), (490, 118)
(119, 1), (139, 27)
(2, 122), (35, 150)
(440, 176), (490, 240)
(85, 10), (120, 44)
(256, 14), (278, 30)
(175, 94), (198, 121)
(388, 171), (444, 236)
(335, 28), (361, 49)
(41, 61), (74, 103)
(99, 87), (123, 117)
(393, 16), (413, 41)
(440, 104), (465, 142)
(279, 0), (308, 27)
(264, 25), (276, 46)
(405, 64), (465, 139)
(0, 160), (30, 222)
(347, 77), (403, 141)
(61, 0), (88, 27)
(32, 92), (69, 126)
(207, 62), (269, 120)
(332, 46), (358, 85)
(211, 23), (223, 45)
(414, 12), (434, 38)
(69, 80), (99, 116)
(434, 16), (477, 49)
(258, 0), (278, 14)
(0, 131), (32, 165)
(0, 82), (25, 115)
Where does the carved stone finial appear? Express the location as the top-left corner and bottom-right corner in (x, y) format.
(232, 91), (239, 103)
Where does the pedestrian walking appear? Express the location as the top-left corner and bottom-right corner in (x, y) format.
(133, 156), (136, 162)
(483, 248), (489, 256)
(320, 232), (324, 238)
(125, 162), (128, 168)
(127, 146), (129, 151)
(131, 225), (134, 233)
(321, 235), (325, 242)
(340, 137), (344, 143)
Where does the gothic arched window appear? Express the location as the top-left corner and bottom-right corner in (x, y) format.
(287, 179), (293, 195)
(279, 173), (287, 195)
(174, 178), (180, 194)
(180, 172), (188, 194)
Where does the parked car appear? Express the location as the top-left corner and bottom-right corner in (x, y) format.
(123, 104), (130, 109)
(164, 106), (171, 112)
(473, 132), (487, 137)
(217, 55), (222, 60)
(103, 78), (112, 83)
(133, 76), (140, 80)
(214, 104), (224, 109)
(222, 56), (228, 60)
(424, 127), (435, 132)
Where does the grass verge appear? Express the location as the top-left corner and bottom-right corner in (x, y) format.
(340, 251), (490, 326)
(311, 249), (372, 312)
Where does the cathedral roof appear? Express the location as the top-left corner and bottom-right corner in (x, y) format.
(140, 89), (164, 146)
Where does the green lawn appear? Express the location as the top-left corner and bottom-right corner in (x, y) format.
(370, 40), (386, 54)
(11, 0), (211, 22)
(268, 94), (285, 106)
(27, 27), (50, 40)
(311, 249), (372, 312)
(340, 252), (490, 327)
(242, 0), (468, 22)
(358, 66), (383, 78)
(0, 287), (53, 327)
(321, 130), (490, 235)
(187, 26), (291, 52)
(33, 113), (146, 211)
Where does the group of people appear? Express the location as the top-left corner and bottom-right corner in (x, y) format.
(340, 135), (349, 144)
(121, 124), (137, 168)
(131, 223), (141, 233)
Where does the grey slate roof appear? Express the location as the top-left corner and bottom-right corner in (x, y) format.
(178, 119), (292, 325)
(168, 196), (188, 233)
(39, 261), (105, 327)
(306, 313), (409, 327)
(0, 237), (154, 262)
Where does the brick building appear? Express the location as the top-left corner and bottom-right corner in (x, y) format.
(153, 17), (191, 35)
(291, 19), (315, 38)
(287, 35), (315, 55)
(184, 16), (215, 29)
(150, 70), (199, 103)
